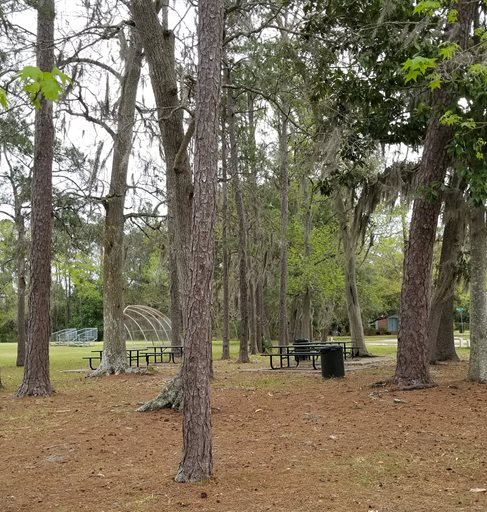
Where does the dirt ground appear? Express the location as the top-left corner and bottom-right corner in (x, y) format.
(1, 357), (487, 512)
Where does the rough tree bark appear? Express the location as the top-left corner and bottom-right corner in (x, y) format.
(17, 0), (55, 397)
(92, 29), (143, 376)
(428, 188), (464, 363)
(174, 0), (223, 483)
(468, 205), (487, 382)
(394, 1), (474, 388)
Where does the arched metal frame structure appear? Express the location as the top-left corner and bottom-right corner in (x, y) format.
(123, 305), (172, 344)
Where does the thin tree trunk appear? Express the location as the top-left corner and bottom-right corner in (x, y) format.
(15, 208), (27, 367)
(435, 295), (457, 362)
(92, 31), (143, 375)
(227, 68), (250, 363)
(335, 191), (369, 355)
(17, 0), (55, 397)
(249, 279), (258, 354)
(300, 181), (313, 340)
(175, 0), (223, 483)
(395, 1), (474, 388)
(278, 112), (289, 346)
(468, 205), (487, 382)
(255, 278), (263, 352)
(221, 99), (230, 360)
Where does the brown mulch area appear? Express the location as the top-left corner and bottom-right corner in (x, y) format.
(1, 358), (487, 512)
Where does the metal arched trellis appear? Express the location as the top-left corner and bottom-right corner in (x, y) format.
(123, 305), (172, 344)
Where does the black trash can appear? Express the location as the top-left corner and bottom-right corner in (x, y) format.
(320, 345), (345, 378)
(293, 338), (310, 361)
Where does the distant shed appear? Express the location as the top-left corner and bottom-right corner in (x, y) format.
(371, 314), (399, 334)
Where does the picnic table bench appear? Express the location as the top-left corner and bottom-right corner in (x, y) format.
(261, 341), (359, 370)
(143, 345), (183, 365)
(82, 347), (163, 370)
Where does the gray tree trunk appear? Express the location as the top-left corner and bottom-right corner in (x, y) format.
(131, 0), (194, 410)
(435, 295), (457, 362)
(428, 190), (464, 363)
(131, 0), (193, 347)
(221, 98), (230, 360)
(468, 206), (487, 382)
(335, 191), (369, 355)
(15, 194), (27, 367)
(255, 278), (264, 352)
(226, 69), (250, 363)
(17, 0), (55, 397)
(278, 112), (290, 346)
(395, 1), (474, 388)
(92, 30), (143, 376)
(174, 0), (223, 483)
(300, 182), (313, 340)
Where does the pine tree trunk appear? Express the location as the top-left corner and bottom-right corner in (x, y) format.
(93, 32), (143, 376)
(468, 206), (487, 382)
(17, 0), (55, 397)
(395, 113), (450, 387)
(175, 0), (223, 483)
(395, 0), (474, 388)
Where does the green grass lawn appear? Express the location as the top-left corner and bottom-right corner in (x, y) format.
(0, 336), (469, 392)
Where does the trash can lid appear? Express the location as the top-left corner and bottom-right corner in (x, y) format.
(319, 345), (342, 352)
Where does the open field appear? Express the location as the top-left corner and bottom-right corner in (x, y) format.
(1, 341), (484, 512)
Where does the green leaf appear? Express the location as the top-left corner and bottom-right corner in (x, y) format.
(447, 9), (458, 23)
(469, 63), (487, 76)
(438, 42), (460, 60)
(17, 65), (71, 108)
(460, 118), (476, 129)
(440, 110), (461, 126)
(0, 88), (7, 109)
(413, 0), (441, 15)
(402, 56), (437, 83)
(52, 67), (71, 86)
(18, 66), (43, 81)
(427, 72), (442, 90)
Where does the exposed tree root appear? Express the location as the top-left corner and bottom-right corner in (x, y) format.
(371, 376), (437, 390)
(137, 374), (183, 412)
(16, 382), (54, 397)
(87, 363), (153, 377)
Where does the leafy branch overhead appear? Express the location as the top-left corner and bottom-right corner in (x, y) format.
(0, 66), (71, 110)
